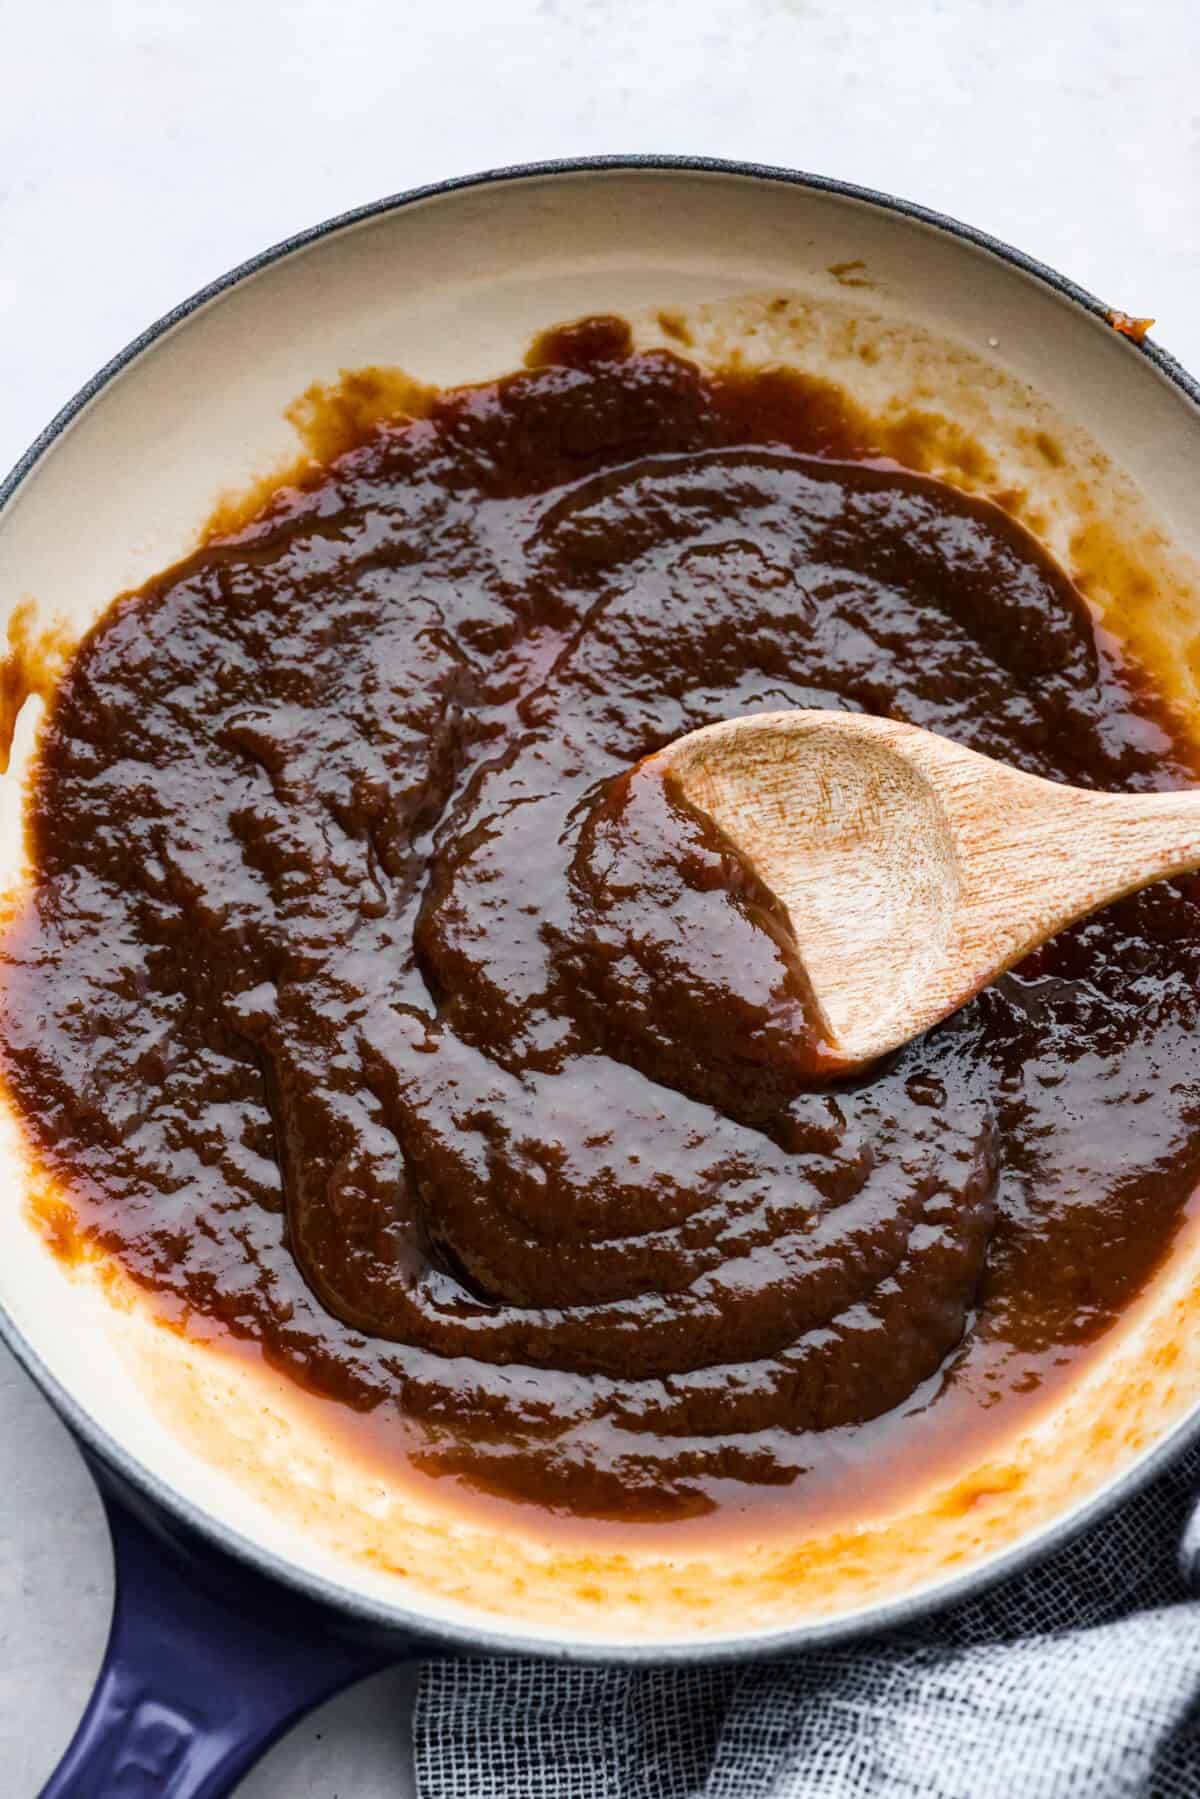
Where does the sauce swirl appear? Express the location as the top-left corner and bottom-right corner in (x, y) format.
(3, 317), (1200, 1525)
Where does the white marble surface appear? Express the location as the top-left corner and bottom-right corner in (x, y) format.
(1, 0), (1199, 1792)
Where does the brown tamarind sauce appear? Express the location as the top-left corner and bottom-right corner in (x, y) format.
(4, 315), (1200, 1530)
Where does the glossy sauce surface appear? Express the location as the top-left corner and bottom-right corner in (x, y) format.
(4, 316), (1200, 1530)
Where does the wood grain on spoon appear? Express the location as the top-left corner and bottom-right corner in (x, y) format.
(653, 710), (1200, 1070)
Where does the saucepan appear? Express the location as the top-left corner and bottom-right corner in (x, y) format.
(4, 157), (1200, 1798)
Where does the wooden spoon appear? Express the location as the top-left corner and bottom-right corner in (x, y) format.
(653, 709), (1200, 1070)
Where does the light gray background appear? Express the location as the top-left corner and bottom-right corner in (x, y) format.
(2, 1), (1199, 1793)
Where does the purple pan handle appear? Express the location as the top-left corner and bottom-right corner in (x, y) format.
(39, 1458), (406, 1798)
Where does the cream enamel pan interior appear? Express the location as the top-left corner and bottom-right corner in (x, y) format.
(4, 159), (1200, 1657)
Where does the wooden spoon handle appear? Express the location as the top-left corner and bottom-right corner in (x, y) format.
(945, 775), (1200, 1003)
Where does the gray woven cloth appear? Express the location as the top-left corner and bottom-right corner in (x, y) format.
(414, 1442), (1200, 1797)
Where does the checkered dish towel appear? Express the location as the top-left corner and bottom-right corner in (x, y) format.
(414, 1441), (1200, 1798)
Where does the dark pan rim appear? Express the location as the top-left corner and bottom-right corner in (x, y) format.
(2, 153), (1199, 1665)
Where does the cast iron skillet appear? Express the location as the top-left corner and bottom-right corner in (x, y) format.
(3, 157), (1200, 1798)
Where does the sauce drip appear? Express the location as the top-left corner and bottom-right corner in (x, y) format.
(3, 316), (1200, 1528)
